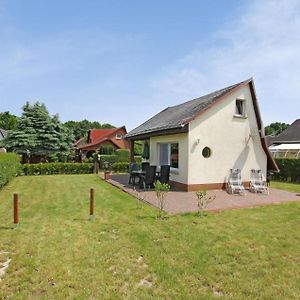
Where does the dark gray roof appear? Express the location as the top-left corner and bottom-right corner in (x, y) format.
(265, 135), (276, 147)
(126, 79), (249, 139)
(271, 119), (300, 143)
(0, 128), (7, 139)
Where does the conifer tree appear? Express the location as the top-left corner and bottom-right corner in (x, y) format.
(3, 102), (73, 162)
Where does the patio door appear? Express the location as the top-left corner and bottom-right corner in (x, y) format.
(159, 144), (169, 165)
(158, 143), (179, 168)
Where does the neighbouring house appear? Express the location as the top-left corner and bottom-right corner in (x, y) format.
(269, 119), (300, 159)
(125, 78), (278, 191)
(75, 126), (130, 158)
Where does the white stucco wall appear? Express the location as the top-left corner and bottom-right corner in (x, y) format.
(188, 85), (267, 185)
(147, 84), (267, 186)
(149, 133), (188, 184)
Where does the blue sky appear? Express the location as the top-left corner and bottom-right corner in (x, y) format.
(1, 0), (299, 130)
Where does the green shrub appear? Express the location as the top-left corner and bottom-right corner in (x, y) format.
(155, 180), (171, 219)
(0, 153), (21, 189)
(134, 156), (142, 165)
(111, 162), (129, 173)
(99, 155), (118, 169)
(115, 149), (130, 162)
(22, 163), (94, 175)
(99, 153), (142, 169)
(273, 159), (300, 183)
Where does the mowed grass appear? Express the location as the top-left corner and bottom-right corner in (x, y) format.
(0, 175), (300, 299)
(271, 180), (300, 193)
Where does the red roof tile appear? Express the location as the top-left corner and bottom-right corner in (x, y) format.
(89, 128), (119, 144)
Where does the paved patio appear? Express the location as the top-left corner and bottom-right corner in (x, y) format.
(105, 174), (300, 214)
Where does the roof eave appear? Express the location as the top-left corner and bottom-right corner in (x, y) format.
(249, 80), (279, 172)
(125, 124), (189, 140)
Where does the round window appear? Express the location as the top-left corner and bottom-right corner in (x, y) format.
(202, 147), (211, 158)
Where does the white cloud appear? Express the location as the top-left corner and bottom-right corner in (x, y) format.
(151, 0), (300, 125)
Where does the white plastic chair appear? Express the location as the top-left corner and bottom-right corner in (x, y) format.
(227, 169), (246, 195)
(249, 169), (269, 194)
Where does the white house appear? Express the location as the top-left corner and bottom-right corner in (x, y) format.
(125, 78), (278, 191)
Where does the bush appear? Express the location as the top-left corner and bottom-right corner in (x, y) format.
(99, 155), (118, 169)
(0, 153), (21, 189)
(111, 162), (129, 173)
(22, 163), (94, 175)
(134, 156), (142, 165)
(155, 180), (171, 219)
(195, 190), (216, 218)
(115, 149), (130, 162)
(99, 154), (142, 170)
(273, 159), (300, 183)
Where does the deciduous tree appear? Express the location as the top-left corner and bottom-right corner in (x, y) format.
(265, 122), (289, 136)
(0, 111), (18, 130)
(64, 120), (115, 141)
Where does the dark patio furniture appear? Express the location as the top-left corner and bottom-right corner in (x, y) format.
(158, 165), (170, 184)
(129, 163), (140, 185)
(141, 162), (150, 172)
(139, 165), (157, 191)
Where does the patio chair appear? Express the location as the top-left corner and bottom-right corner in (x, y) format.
(226, 169), (246, 195)
(139, 165), (157, 191)
(158, 165), (170, 184)
(128, 162), (140, 185)
(249, 169), (269, 194)
(141, 162), (150, 172)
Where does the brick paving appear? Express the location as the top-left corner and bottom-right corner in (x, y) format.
(105, 174), (300, 214)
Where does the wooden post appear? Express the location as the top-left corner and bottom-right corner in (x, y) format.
(13, 193), (19, 227)
(90, 188), (94, 222)
(130, 140), (135, 163)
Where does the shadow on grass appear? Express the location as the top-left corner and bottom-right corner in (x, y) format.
(72, 218), (97, 224)
(0, 226), (16, 230)
(135, 215), (158, 221)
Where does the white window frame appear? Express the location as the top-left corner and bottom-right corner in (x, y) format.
(115, 134), (123, 140)
(234, 99), (247, 118)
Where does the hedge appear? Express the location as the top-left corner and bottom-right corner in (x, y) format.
(273, 159), (300, 183)
(22, 163), (94, 175)
(111, 162), (130, 173)
(0, 153), (21, 189)
(99, 154), (142, 169)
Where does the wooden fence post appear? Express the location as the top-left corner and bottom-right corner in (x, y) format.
(90, 188), (94, 222)
(13, 193), (19, 227)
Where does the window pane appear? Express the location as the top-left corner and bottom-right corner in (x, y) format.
(170, 143), (179, 168)
(235, 100), (243, 115)
(159, 144), (169, 165)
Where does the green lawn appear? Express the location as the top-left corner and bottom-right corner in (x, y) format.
(271, 180), (300, 193)
(1, 175), (300, 299)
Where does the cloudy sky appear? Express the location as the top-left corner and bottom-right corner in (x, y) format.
(0, 0), (299, 130)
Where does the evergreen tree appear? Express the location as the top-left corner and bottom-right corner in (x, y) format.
(3, 102), (73, 162)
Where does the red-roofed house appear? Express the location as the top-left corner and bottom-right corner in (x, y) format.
(75, 126), (130, 157)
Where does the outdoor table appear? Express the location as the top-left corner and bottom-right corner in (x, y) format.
(131, 170), (146, 186)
